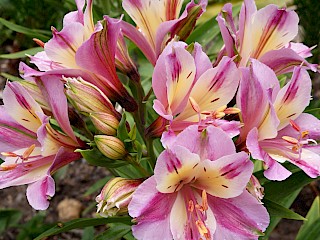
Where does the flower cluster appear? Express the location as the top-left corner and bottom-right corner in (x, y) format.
(1, 0), (319, 239)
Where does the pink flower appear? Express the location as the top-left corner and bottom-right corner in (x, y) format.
(0, 82), (83, 210)
(129, 126), (269, 240)
(237, 60), (320, 180)
(151, 41), (241, 137)
(216, 0), (317, 74)
(21, 0), (137, 111)
(121, 0), (208, 65)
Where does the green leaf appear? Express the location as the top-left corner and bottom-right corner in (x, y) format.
(296, 196), (320, 240)
(82, 226), (95, 240)
(296, 218), (320, 240)
(0, 47), (43, 59)
(95, 223), (131, 240)
(0, 209), (22, 234)
(263, 171), (319, 203)
(1, 72), (23, 82)
(0, 18), (51, 40)
(77, 148), (129, 168)
(117, 112), (130, 142)
(263, 198), (306, 221)
(260, 171), (319, 238)
(123, 231), (136, 240)
(34, 217), (132, 240)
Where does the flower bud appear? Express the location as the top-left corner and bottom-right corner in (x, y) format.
(64, 77), (117, 116)
(96, 177), (143, 217)
(90, 112), (119, 135)
(247, 175), (264, 203)
(95, 135), (127, 159)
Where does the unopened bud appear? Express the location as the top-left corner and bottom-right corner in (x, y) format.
(96, 177), (142, 217)
(95, 135), (127, 159)
(65, 77), (116, 116)
(90, 112), (119, 135)
(246, 175), (264, 203)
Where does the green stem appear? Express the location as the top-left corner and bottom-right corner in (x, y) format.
(126, 155), (150, 177)
(146, 138), (156, 169)
(129, 80), (146, 144)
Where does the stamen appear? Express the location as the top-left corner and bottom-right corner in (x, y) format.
(1, 152), (18, 157)
(196, 220), (209, 235)
(0, 164), (17, 171)
(202, 190), (208, 211)
(22, 144), (36, 160)
(33, 38), (45, 48)
(188, 200), (194, 212)
(224, 107), (241, 115)
(289, 120), (301, 132)
(216, 105), (227, 113)
(282, 136), (299, 144)
(301, 131), (309, 139)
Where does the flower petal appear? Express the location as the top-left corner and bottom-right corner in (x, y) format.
(75, 17), (138, 111)
(194, 152), (253, 198)
(175, 56), (239, 123)
(274, 67), (312, 130)
(122, 0), (182, 49)
(129, 177), (175, 240)
(216, 3), (237, 57)
(259, 48), (318, 75)
(37, 75), (78, 142)
(209, 191), (269, 239)
(3, 82), (44, 133)
(45, 23), (84, 69)
(155, 145), (201, 194)
(153, 42), (196, 117)
(248, 5), (298, 60)
(26, 175), (55, 210)
(237, 66), (279, 142)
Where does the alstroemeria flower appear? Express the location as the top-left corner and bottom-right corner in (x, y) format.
(216, 0), (317, 74)
(0, 82), (83, 210)
(237, 60), (320, 180)
(129, 126), (269, 240)
(152, 41), (240, 136)
(122, 0), (207, 65)
(23, 0), (137, 111)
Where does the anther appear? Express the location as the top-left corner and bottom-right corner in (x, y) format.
(188, 200), (194, 212)
(1, 152), (18, 157)
(282, 136), (299, 144)
(22, 144), (36, 160)
(202, 190), (208, 211)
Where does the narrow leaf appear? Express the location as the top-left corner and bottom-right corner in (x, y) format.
(296, 196), (320, 240)
(34, 217), (132, 240)
(95, 223), (131, 240)
(263, 198), (306, 221)
(0, 47), (43, 59)
(0, 18), (51, 40)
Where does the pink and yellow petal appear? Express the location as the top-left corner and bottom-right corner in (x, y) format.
(249, 5), (299, 60)
(45, 23), (85, 69)
(194, 152), (253, 198)
(209, 191), (269, 239)
(3, 82), (43, 133)
(154, 145), (201, 194)
(274, 67), (312, 130)
(185, 56), (238, 119)
(129, 177), (176, 240)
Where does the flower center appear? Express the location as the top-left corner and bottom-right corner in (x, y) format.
(185, 189), (211, 240)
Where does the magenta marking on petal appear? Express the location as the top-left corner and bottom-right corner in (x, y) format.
(165, 151), (182, 173)
(219, 160), (248, 180)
